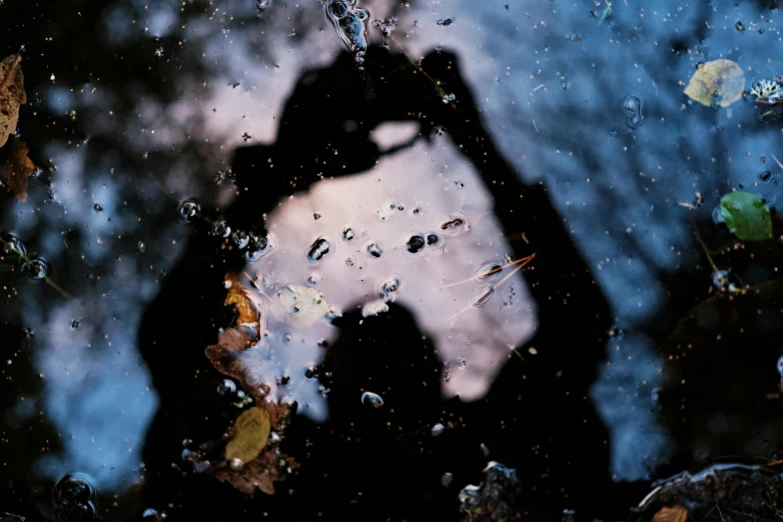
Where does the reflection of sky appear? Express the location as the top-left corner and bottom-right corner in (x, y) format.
(7, 0), (783, 496)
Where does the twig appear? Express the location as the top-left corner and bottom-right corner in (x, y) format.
(438, 254), (535, 290)
(690, 218), (718, 273)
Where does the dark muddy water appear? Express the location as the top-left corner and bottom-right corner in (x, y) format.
(3, 0), (783, 520)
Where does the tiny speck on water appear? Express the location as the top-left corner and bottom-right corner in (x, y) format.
(93, 203), (103, 212)
(71, 320), (80, 329)
(137, 240), (147, 254)
(437, 18), (453, 26)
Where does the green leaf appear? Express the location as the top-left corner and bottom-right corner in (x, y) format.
(719, 191), (773, 241)
(684, 59), (745, 108)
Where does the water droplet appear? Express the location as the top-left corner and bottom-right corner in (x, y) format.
(71, 320), (80, 329)
(426, 233), (441, 247)
(560, 81), (568, 90)
(23, 257), (49, 280)
(431, 423), (445, 436)
(212, 220), (231, 238)
(474, 262), (502, 283)
(361, 391), (384, 408)
(245, 232), (275, 262)
(760, 170), (773, 182)
(378, 274), (402, 303)
(711, 206), (725, 225)
(307, 236), (333, 263)
(627, 114), (643, 129)
(472, 287), (495, 307)
(342, 227), (355, 241)
(441, 472), (453, 488)
(364, 241), (384, 258)
(53, 472), (98, 521)
(406, 234), (426, 254)
(650, 388), (661, 402)
(439, 215), (466, 236)
(217, 379), (236, 395)
(93, 203), (103, 212)
(177, 198), (200, 223)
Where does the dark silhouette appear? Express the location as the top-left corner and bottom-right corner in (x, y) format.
(137, 45), (642, 521)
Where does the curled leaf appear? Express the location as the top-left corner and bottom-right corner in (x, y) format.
(684, 59), (744, 108)
(719, 191), (772, 242)
(268, 284), (330, 328)
(0, 52), (26, 148)
(652, 505), (687, 522)
(225, 407), (271, 464)
(225, 273), (263, 336)
(0, 137), (34, 202)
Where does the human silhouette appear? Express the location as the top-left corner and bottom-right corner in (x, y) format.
(137, 45), (634, 521)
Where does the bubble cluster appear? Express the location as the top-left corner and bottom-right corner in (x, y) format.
(307, 236), (334, 263)
(324, 0), (370, 66)
(373, 17), (397, 37)
(53, 472), (98, 521)
(245, 232), (275, 262)
(621, 95), (643, 129)
(177, 198), (201, 223)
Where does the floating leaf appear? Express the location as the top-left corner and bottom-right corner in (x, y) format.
(719, 191), (772, 241)
(652, 505), (687, 522)
(225, 273), (263, 336)
(684, 59), (744, 108)
(0, 52), (26, 148)
(0, 137), (34, 202)
(225, 407), (271, 465)
(268, 284), (330, 328)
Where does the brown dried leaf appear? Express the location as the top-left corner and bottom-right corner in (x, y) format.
(225, 273), (262, 337)
(225, 407), (271, 464)
(652, 505), (688, 522)
(210, 449), (299, 495)
(208, 401), (297, 495)
(0, 137), (34, 202)
(0, 52), (26, 148)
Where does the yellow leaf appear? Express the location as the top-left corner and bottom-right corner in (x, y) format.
(0, 52), (26, 148)
(225, 273), (262, 332)
(652, 505), (688, 522)
(684, 59), (744, 108)
(225, 407), (271, 465)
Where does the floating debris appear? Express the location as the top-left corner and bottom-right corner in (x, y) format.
(268, 284), (331, 328)
(684, 59), (744, 108)
(324, 0), (370, 66)
(750, 77), (783, 104)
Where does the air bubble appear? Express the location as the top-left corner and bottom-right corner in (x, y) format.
(177, 198), (200, 223)
(622, 95), (641, 115)
(232, 230), (250, 249)
(777, 355), (783, 376)
(406, 234), (426, 254)
(426, 233), (441, 247)
(137, 240), (147, 254)
(474, 262), (502, 283)
(53, 472), (98, 522)
(439, 215), (466, 236)
(307, 236), (333, 263)
(431, 423), (445, 436)
(256, 0), (271, 10)
(760, 170), (773, 182)
(217, 379), (236, 395)
(212, 220), (231, 238)
(307, 273), (321, 286)
(365, 241), (383, 258)
(361, 391), (384, 408)
(93, 203), (103, 212)
(378, 274), (402, 303)
(437, 18), (453, 26)
(71, 320), (80, 329)
(325, 305), (343, 324)
(325, 1), (370, 60)
(23, 257), (49, 280)
(342, 227), (356, 241)
(472, 287), (495, 306)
